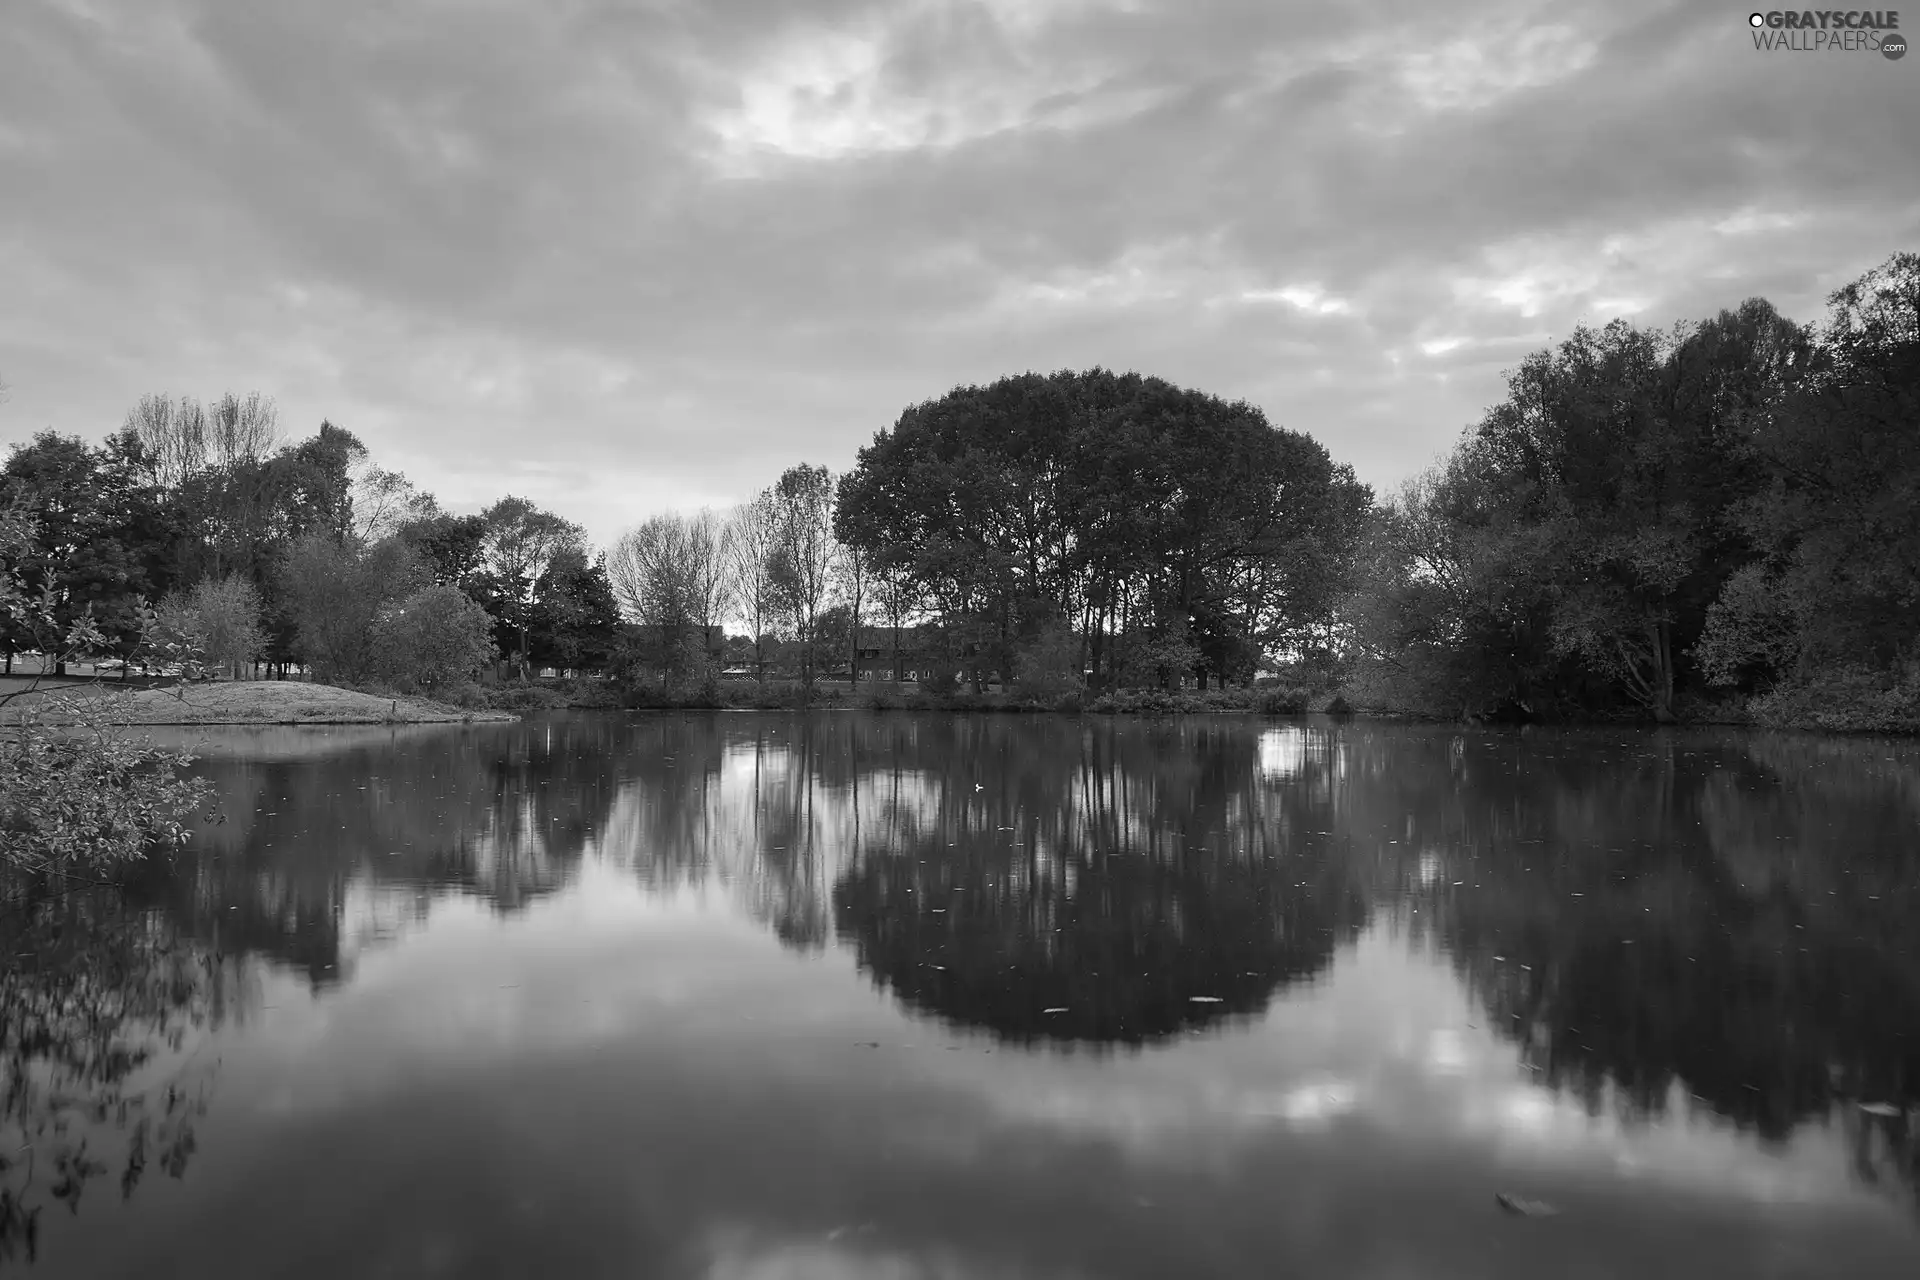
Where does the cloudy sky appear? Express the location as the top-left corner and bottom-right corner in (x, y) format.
(2, 0), (1915, 548)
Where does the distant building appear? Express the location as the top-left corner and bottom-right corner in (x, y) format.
(852, 624), (937, 682)
(621, 623), (727, 663)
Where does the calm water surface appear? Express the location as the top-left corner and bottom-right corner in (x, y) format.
(4, 714), (1919, 1279)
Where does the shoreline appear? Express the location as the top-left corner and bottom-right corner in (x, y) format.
(0, 678), (518, 726)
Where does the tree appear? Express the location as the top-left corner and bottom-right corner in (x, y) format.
(527, 548), (620, 676)
(349, 464), (438, 543)
(833, 482), (870, 686)
(371, 584), (498, 693)
(767, 464), (839, 691)
(1698, 253), (1920, 692)
(157, 574), (265, 680)
(122, 391), (280, 492)
(0, 500), (213, 876)
(397, 511), (490, 588)
(836, 369), (1368, 690)
(724, 494), (780, 681)
(278, 533), (428, 684)
(607, 512), (727, 687)
(475, 497), (583, 679)
(0, 431), (177, 676)
(868, 561), (922, 683)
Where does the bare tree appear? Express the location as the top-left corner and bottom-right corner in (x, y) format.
(685, 508), (733, 653)
(609, 515), (694, 684)
(125, 392), (280, 490)
(767, 464), (840, 691)
(725, 493), (781, 680)
(206, 391), (280, 465)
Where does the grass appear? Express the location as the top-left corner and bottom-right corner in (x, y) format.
(0, 677), (518, 726)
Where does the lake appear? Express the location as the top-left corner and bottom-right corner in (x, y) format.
(4, 713), (1918, 1279)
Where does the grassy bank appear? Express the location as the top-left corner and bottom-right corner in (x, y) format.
(0, 677), (517, 725)
(420, 677), (1348, 717)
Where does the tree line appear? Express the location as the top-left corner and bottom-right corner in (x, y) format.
(3, 250), (1914, 723)
(1347, 250), (1919, 728)
(0, 400), (620, 695)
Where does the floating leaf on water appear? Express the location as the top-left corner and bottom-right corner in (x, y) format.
(1495, 1192), (1561, 1217)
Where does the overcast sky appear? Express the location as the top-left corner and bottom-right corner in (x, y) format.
(3, 0), (1915, 548)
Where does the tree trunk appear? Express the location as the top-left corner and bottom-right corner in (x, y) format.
(1650, 618), (1677, 723)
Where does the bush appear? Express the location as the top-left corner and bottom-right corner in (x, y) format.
(1745, 665), (1920, 735)
(371, 584), (498, 694)
(1012, 624), (1085, 702)
(490, 684), (571, 713)
(1086, 687), (1254, 715)
(1253, 684), (1312, 715)
(1, 504), (213, 875)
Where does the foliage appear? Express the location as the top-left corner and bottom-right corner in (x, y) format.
(1344, 253), (1919, 728)
(278, 532), (428, 684)
(473, 497), (585, 679)
(156, 573), (265, 679)
(527, 548), (620, 676)
(1743, 664), (1920, 735)
(0, 431), (177, 669)
(0, 504), (215, 877)
(1011, 622), (1084, 701)
(835, 368), (1370, 690)
(1, 885), (228, 1265)
(370, 584), (498, 694)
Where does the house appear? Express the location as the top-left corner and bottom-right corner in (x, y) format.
(621, 623), (727, 664)
(852, 624), (938, 682)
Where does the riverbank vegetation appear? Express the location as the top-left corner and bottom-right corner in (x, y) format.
(2, 252), (1915, 733)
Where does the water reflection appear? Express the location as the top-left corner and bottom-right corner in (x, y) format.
(1, 881), (238, 1264)
(1357, 728), (1920, 1207)
(826, 719), (1368, 1045)
(3, 714), (1918, 1275)
(143, 721), (626, 987)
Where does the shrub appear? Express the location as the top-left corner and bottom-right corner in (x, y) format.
(1745, 665), (1920, 735)
(1253, 685), (1312, 715)
(1, 503), (213, 875)
(1012, 624), (1085, 702)
(371, 584), (498, 694)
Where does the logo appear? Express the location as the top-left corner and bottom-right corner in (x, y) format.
(1747, 10), (1905, 54)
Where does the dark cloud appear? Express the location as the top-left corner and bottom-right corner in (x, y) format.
(2, 0), (1914, 545)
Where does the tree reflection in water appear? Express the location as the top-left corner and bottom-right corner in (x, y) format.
(0, 879), (238, 1265)
(628, 715), (1375, 1047)
(9, 713), (1917, 1260)
(1352, 726), (1920, 1212)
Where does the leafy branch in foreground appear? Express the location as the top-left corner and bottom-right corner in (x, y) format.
(0, 499), (217, 877)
